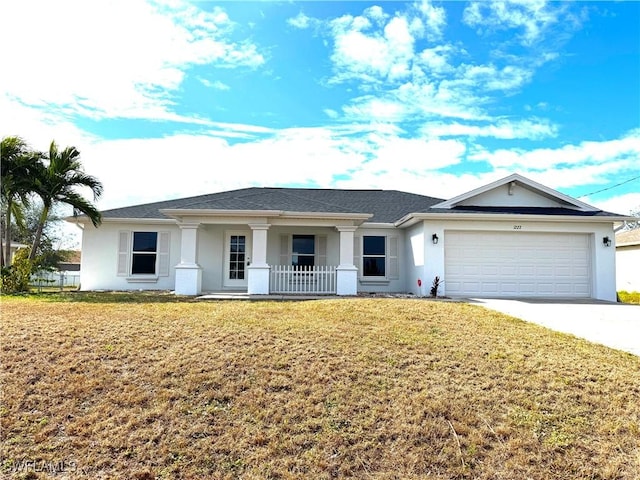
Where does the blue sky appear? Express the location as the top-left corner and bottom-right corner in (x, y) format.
(2, 0), (639, 246)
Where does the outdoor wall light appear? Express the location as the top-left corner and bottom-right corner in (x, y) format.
(432, 234), (439, 245)
(603, 236), (612, 247)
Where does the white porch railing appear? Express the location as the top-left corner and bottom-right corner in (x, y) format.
(270, 265), (337, 294)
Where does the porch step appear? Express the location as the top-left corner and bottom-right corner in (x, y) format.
(195, 292), (336, 301)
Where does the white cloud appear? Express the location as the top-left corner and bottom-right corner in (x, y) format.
(0, 97), (98, 152)
(342, 98), (407, 122)
(0, 0), (264, 121)
(462, 0), (571, 46)
(324, 2), (561, 124)
(417, 45), (457, 76)
(68, 127), (373, 211)
(364, 136), (466, 172)
(199, 79), (231, 90)
(414, 0), (447, 40)
(324, 109), (339, 119)
(330, 12), (416, 84)
(422, 118), (558, 140)
(287, 12), (311, 29)
(589, 193), (640, 216)
(470, 130), (640, 172)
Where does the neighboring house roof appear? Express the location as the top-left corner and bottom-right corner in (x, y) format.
(616, 229), (640, 247)
(58, 262), (81, 272)
(60, 250), (82, 264)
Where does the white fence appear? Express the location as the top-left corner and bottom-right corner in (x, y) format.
(31, 270), (81, 291)
(270, 265), (337, 294)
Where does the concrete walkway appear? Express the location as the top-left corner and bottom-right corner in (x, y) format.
(471, 298), (640, 357)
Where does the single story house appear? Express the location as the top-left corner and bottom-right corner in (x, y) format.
(71, 173), (629, 301)
(615, 229), (640, 292)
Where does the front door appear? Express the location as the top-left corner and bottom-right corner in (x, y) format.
(224, 231), (251, 289)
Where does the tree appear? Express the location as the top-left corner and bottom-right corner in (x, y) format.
(625, 207), (640, 231)
(0, 136), (42, 267)
(12, 202), (70, 271)
(29, 141), (103, 261)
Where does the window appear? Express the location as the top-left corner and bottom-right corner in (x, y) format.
(292, 235), (315, 267)
(117, 230), (170, 278)
(363, 236), (385, 276)
(132, 232), (158, 274)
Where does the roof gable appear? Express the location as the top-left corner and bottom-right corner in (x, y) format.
(432, 173), (598, 212)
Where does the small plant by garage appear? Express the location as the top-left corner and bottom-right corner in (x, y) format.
(430, 276), (441, 297)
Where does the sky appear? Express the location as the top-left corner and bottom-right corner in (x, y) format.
(1, 0), (639, 247)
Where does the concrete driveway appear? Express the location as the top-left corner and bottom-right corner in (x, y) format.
(470, 298), (640, 357)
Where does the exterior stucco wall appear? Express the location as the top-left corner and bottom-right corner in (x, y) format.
(420, 219), (617, 302)
(404, 222), (428, 296)
(616, 246), (640, 292)
(80, 222), (180, 291)
(80, 217), (618, 301)
(197, 224), (226, 292)
(266, 226), (340, 267)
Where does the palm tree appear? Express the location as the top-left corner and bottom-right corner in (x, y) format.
(29, 141), (103, 261)
(1, 136), (42, 267)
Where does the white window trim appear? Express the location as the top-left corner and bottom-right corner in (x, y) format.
(117, 230), (170, 280)
(280, 234), (328, 267)
(356, 234), (399, 282)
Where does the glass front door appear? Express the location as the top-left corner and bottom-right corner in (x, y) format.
(224, 232), (251, 288)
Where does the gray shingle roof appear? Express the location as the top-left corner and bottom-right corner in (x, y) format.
(426, 206), (622, 217)
(98, 187), (624, 224)
(100, 187), (444, 223)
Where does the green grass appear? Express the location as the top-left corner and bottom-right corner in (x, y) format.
(619, 290), (640, 304)
(1, 295), (639, 479)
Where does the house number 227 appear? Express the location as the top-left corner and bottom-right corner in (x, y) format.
(513, 225), (522, 230)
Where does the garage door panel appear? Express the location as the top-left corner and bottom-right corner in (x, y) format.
(519, 266), (535, 276)
(445, 231), (592, 298)
(501, 265), (517, 276)
(573, 266), (589, 276)
(537, 266), (553, 276)
(483, 265), (499, 275)
(575, 284), (590, 295)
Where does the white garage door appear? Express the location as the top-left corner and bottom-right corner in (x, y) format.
(445, 231), (592, 298)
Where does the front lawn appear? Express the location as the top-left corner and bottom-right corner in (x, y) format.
(1, 295), (639, 479)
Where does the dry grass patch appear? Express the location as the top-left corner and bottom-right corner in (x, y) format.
(1, 296), (639, 479)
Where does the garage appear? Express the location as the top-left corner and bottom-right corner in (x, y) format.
(444, 231), (592, 298)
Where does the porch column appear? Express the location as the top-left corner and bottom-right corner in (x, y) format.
(336, 226), (358, 296)
(175, 223), (202, 295)
(248, 223), (270, 295)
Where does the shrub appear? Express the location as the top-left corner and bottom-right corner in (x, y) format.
(430, 275), (441, 297)
(1, 248), (33, 294)
(618, 291), (640, 304)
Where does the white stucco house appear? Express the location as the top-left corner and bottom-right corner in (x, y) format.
(615, 229), (640, 292)
(70, 174), (630, 301)
(5, 242), (28, 264)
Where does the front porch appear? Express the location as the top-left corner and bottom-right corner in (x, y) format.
(270, 265), (337, 294)
(168, 214), (363, 296)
